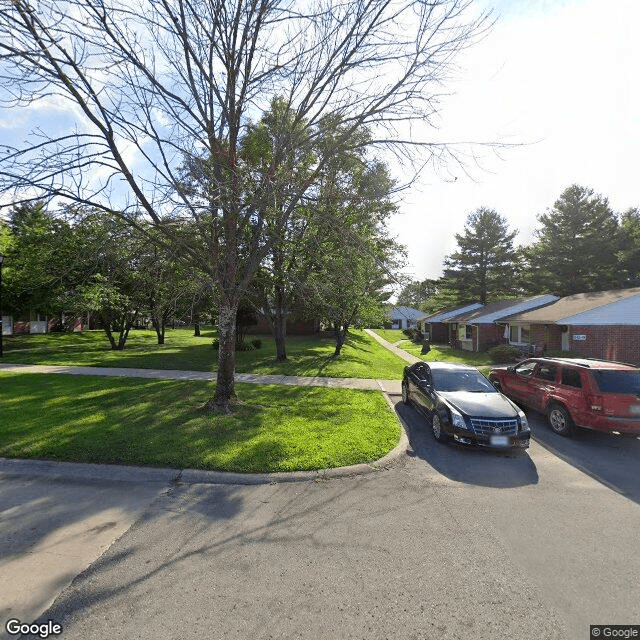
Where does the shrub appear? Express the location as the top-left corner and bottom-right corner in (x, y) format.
(402, 328), (413, 337)
(251, 338), (262, 349)
(487, 345), (522, 364)
(236, 341), (255, 351)
(212, 339), (219, 350)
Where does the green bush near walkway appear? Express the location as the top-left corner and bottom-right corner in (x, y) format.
(2, 328), (406, 380)
(0, 373), (401, 473)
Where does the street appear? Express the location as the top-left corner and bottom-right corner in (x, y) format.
(2, 395), (639, 640)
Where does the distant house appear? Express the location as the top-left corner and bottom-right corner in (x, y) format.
(446, 295), (559, 352)
(503, 287), (640, 365)
(389, 306), (425, 330)
(417, 303), (483, 344)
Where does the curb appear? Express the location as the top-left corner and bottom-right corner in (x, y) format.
(0, 393), (409, 487)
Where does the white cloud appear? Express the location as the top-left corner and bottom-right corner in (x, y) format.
(391, 0), (640, 281)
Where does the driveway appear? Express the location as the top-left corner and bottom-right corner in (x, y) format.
(3, 397), (640, 640)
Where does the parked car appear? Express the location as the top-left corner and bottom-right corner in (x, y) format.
(401, 361), (530, 450)
(488, 357), (640, 437)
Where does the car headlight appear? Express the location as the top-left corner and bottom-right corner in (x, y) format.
(450, 407), (469, 430)
(518, 410), (529, 431)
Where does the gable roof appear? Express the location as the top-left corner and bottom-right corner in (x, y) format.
(506, 287), (640, 325)
(423, 302), (483, 323)
(450, 295), (559, 325)
(389, 306), (427, 321)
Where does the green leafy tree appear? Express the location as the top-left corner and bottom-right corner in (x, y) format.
(70, 214), (148, 349)
(1, 203), (82, 322)
(1, 0), (491, 412)
(441, 207), (519, 304)
(80, 275), (140, 350)
(396, 278), (440, 310)
(524, 185), (619, 296)
(616, 207), (640, 288)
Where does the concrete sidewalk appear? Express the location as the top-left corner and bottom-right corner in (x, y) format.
(0, 363), (402, 394)
(364, 327), (423, 364)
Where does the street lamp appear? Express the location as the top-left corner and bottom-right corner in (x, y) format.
(0, 252), (4, 357)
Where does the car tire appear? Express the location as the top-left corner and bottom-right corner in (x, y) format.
(402, 381), (410, 405)
(431, 411), (448, 443)
(547, 403), (574, 437)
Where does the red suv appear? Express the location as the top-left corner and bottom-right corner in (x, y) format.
(488, 357), (640, 437)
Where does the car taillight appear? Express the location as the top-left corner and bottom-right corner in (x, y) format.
(586, 394), (603, 412)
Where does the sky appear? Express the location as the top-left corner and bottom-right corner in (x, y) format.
(1, 0), (637, 287)
(391, 0), (639, 282)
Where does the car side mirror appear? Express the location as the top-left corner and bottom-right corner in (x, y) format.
(507, 366), (515, 374)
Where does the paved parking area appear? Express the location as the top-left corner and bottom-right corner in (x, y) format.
(2, 400), (639, 640)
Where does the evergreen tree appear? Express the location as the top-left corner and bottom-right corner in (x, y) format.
(524, 185), (619, 296)
(616, 207), (640, 288)
(441, 208), (519, 304)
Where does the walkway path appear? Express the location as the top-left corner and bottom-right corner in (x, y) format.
(0, 363), (402, 394)
(364, 328), (423, 364)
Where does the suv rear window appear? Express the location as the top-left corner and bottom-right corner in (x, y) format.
(561, 368), (582, 388)
(592, 371), (640, 394)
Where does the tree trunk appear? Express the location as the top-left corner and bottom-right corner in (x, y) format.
(104, 325), (118, 350)
(152, 317), (165, 344)
(212, 301), (238, 412)
(333, 323), (348, 356)
(273, 311), (287, 362)
(193, 312), (201, 337)
(117, 326), (130, 350)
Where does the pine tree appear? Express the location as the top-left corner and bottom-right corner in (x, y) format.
(441, 208), (519, 304)
(524, 185), (619, 296)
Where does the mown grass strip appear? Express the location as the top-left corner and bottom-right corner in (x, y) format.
(2, 329), (406, 380)
(0, 373), (401, 473)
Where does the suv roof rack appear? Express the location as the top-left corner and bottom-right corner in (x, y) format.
(542, 356), (638, 369)
(541, 357), (592, 368)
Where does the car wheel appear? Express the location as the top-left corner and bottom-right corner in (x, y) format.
(431, 411), (448, 443)
(547, 403), (574, 437)
(402, 381), (410, 405)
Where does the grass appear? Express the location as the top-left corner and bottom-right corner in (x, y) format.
(2, 328), (407, 380)
(0, 372), (401, 473)
(371, 329), (406, 344)
(400, 342), (493, 366)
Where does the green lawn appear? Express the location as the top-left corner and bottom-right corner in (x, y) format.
(371, 329), (405, 344)
(2, 328), (406, 380)
(399, 342), (493, 366)
(0, 373), (401, 473)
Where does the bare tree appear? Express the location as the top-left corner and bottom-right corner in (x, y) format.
(0, 0), (491, 412)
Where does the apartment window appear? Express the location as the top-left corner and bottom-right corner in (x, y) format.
(509, 324), (531, 344)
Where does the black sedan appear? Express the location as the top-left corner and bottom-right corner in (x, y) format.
(402, 361), (530, 450)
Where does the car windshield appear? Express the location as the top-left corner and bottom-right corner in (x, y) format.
(431, 369), (497, 393)
(592, 370), (640, 394)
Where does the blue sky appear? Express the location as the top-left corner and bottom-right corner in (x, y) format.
(1, 0), (637, 286)
(392, 0), (639, 280)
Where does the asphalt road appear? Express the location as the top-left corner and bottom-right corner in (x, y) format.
(4, 395), (640, 640)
